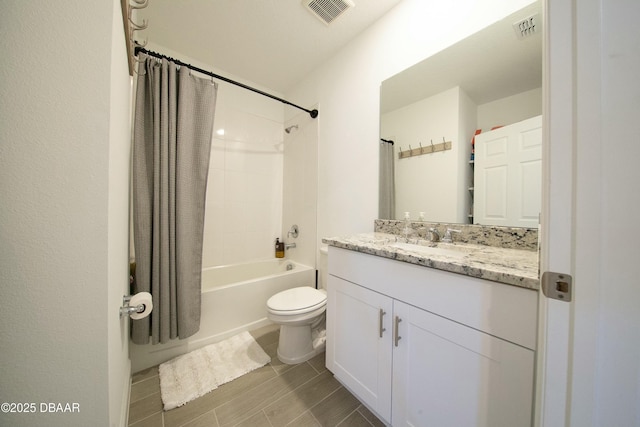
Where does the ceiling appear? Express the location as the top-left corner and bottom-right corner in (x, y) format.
(137, 0), (403, 94)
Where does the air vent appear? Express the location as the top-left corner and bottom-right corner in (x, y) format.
(513, 12), (540, 40)
(303, 0), (355, 26)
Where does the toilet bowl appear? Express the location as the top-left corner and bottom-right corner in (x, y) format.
(266, 286), (327, 364)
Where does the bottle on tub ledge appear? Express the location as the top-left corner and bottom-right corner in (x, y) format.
(275, 238), (285, 258)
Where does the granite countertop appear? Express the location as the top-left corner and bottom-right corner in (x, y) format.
(322, 232), (539, 290)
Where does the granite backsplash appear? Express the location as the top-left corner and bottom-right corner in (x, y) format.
(374, 219), (538, 251)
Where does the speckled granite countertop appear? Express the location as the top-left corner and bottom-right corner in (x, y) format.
(322, 232), (539, 290)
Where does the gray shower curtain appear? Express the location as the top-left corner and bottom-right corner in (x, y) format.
(131, 54), (217, 345)
(379, 141), (396, 220)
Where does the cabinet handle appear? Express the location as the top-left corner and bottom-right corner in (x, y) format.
(379, 309), (386, 338)
(394, 316), (402, 347)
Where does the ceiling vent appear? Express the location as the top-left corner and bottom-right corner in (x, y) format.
(303, 0), (355, 26)
(513, 12), (541, 40)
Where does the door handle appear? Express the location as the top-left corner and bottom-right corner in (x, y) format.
(379, 309), (386, 338)
(394, 316), (402, 347)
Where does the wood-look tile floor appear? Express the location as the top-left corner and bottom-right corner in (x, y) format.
(127, 324), (386, 427)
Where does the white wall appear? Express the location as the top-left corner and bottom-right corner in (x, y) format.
(203, 83), (284, 267)
(477, 87), (542, 131)
(0, 1), (131, 426)
(108, 1), (134, 426)
(285, 0), (537, 244)
(282, 111), (319, 269)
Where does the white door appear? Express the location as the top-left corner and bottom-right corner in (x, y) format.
(535, 0), (573, 425)
(537, 0), (640, 426)
(392, 301), (535, 427)
(514, 118), (543, 225)
(474, 115), (542, 228)
(326, 275), (393, 422)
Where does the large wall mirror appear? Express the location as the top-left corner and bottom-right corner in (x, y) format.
(379, 1), (542, 228)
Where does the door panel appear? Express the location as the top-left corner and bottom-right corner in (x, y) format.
(392, 301), (534, 427)
(326, 275), (393, 422)
(475, 115), (542, 227)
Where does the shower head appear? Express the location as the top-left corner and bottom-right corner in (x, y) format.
(285, 125), (298, 134)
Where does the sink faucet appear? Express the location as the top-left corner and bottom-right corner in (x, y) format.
(428, 228), (441, 242)
(442, 228), (461, 243)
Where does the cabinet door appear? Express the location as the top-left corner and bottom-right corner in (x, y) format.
(392, 301), (534, 427)
(326, 275), (393, 423)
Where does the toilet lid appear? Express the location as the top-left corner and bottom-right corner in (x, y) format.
(267, 287), (327, 312)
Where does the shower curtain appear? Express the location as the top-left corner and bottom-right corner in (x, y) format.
(131, 54), (217, 345)
(379, 141), (396, 220)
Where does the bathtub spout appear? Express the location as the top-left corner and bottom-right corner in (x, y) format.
(285, 243), (296, 250)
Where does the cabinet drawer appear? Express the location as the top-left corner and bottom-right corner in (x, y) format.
(328, 246), (538, 350)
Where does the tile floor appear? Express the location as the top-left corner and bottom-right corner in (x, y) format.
(127, 324), (386, 427)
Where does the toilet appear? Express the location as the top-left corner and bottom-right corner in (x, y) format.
(266, 286), (327, 364)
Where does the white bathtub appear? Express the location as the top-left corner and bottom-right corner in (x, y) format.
(130, 259), (315, 372)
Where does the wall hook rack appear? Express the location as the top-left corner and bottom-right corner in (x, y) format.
(398, 138), (452, 159)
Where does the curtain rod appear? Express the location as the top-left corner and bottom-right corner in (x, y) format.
(134, 46), (319, 119)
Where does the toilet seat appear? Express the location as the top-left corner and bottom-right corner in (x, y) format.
(267, 287), (327, 316)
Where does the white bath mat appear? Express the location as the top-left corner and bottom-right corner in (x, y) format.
(158, 331), (271, 410)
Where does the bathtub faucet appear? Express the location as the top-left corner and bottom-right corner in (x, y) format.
(285, 242), (296, 250)
(287, 224), (299, 239)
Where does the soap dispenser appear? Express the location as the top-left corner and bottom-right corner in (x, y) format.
(275, 238), (285, 258)
(403, 211), (412, 238)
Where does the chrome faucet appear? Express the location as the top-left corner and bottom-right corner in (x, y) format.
(285, 242), (296, 250)
(442, 228), (461, 243)
(428, 227), (441, 242)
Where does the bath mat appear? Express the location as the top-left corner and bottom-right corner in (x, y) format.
(158, 331), (271, 410)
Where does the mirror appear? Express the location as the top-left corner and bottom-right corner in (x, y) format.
(379, 1), (542, 227)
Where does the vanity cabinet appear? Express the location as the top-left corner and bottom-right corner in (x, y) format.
(326, 246), (537, 427)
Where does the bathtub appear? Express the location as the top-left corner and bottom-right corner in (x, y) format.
(130, 259), (315, 372)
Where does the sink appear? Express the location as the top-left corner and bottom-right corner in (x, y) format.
(390, 242), (467, 259)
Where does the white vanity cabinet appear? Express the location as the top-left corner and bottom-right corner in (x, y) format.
(326, 246), (537, 427)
